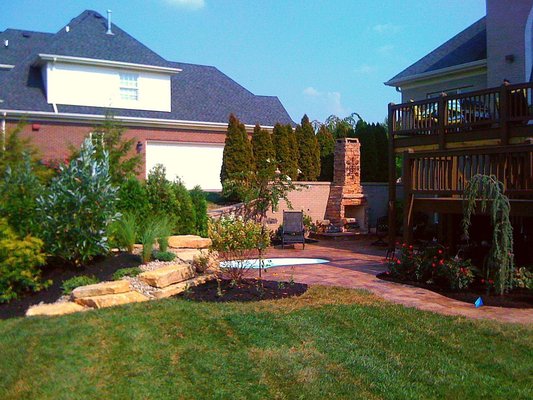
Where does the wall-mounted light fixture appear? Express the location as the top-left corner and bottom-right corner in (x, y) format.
(136, 141), (143, 153)
(505, 54), (515, 63)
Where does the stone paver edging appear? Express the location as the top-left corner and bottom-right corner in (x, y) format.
(263, 241), (533, 325)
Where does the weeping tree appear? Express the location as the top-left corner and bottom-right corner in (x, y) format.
(462, 174), (514, 295)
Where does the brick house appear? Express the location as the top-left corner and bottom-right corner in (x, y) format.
(0, 10), (293, 190)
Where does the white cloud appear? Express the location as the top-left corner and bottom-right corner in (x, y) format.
(303, 87), (346, 116)
(377, 44), (394, 55)
(373, 23), (401, 34)
(164, 0), (205, 10)
(353, 64), (376, 74)
(303, 86), (320, 97)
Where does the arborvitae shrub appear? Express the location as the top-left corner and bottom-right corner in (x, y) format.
(220, 114), (254, 185)
(190, 186), (208, 237)
(316, 125), (335, 181)
(296, 115), (320, 181)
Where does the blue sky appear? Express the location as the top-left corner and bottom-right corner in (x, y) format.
(1, 0), (486, 124)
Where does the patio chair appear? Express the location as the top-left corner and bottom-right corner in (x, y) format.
(282, 211), (305, 249)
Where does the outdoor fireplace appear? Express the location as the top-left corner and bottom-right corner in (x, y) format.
(325, 138), (367, 232)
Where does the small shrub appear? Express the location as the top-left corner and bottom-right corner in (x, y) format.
(173, 180), (196, 235)
(152, 250), (176, 262)
(116, 176), (150, 218)
(0, 155), (43, 238)
(0, 218), (48, 303)
(190, 186), (208, 237)
(61, 275), (99, 295)
(112, 267), (142, 280)
(209, 215), (269, 283)
(37, 138), (119, 266)
(192, 253), (210, 274)
(112, 212), (137, 253)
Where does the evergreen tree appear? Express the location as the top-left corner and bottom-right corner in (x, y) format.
(285, 124), (299, 179)
(220, 114), (254, 184)
(296, 115), (320, 181)
(189, 186), (208, 237)
(316, 125), (335, 181)
(251, 124), (275, 177)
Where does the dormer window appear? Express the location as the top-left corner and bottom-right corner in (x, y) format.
(119, 73), (138, 101)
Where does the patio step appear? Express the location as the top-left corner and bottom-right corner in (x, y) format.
(138, 263), (195, 288)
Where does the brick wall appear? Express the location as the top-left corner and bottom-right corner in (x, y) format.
(6, 120), (227, 178)
(265, 182), (331, 227)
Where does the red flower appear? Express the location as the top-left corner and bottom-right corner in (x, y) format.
(439, 259), (444, 265)
(409, 245), (413, 250)
(432, 263), (436, 268)
(489, 279), (494, 284)
(438, 249), (443, 254)
(396, 260), (401, 265)
(481, 279), (485, 284)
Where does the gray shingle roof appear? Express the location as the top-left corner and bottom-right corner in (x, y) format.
(0, 29), (53, 66)
(385, 17), (486, 86)
(0, 10), (294, 126)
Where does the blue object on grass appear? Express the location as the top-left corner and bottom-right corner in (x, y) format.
(474, 297), (484, 308)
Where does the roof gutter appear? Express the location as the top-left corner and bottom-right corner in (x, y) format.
(36, 54), (182, 74)
(0, 108), (274, 132)
(384, 59), (487, 87)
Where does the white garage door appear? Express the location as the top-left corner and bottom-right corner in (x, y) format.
(146, 141), (224, 191)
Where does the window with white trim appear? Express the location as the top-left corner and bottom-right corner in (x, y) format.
(119, 73), (139, 101)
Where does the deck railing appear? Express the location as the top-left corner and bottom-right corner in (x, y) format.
(402, 144), (533, 198)
(389, 82), (533, 145)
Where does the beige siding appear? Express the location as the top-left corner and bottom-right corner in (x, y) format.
(486, 0), (533, 86)
(400, 73), (487, 102)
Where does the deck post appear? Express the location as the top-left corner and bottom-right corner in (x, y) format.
(388, 103), (397, 250)
(500, 84), (509, 145)
(438, 93), (447, 149)
(402, 150), (414, 244)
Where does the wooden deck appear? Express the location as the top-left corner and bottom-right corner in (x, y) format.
(387, 82), (533, 248)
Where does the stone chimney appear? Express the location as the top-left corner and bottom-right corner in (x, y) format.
(325, 138), (366, 229)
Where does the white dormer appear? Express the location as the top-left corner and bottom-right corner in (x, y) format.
(37, 54), (181, 112)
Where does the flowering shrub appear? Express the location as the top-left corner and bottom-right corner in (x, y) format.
(438, 258), (475, 291)
(209, 215), (269, 283)
(388, 243), (475, 291)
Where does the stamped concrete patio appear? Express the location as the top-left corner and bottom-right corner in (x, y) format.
(262, 239), (533, 325)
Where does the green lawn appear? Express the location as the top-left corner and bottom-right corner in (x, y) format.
(0, 287), (531, 400)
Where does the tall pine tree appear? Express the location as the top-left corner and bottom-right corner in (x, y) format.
(296, 115), (320, 181)
(251, 124), (275, 177)
(220, 114), (254, 185)
(316, 125), (335, 181)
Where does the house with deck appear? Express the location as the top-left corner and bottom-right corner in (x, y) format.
(385, 0), (533, 264)
(0, 10), (293, 191)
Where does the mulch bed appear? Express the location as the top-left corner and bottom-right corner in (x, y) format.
(377, 273), (533, 309)
(177, 279), (308, 302)
(0, 252), (142, 319)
